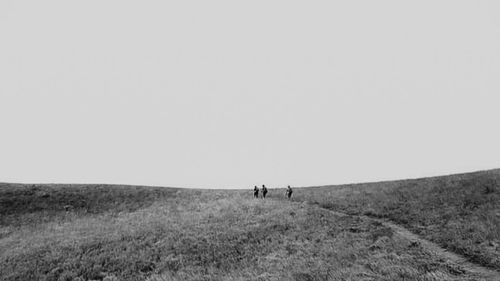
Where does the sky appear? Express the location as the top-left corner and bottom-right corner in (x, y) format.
(1, 1), (499, 189)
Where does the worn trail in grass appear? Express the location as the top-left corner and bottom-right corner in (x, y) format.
(313, 204), (500, 281)
(294, 169), (500, 271)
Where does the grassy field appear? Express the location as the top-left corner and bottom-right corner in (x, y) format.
(1, 171), (499, 280)
(294, 169), (500, 271)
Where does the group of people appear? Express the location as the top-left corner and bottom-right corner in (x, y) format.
(253, 185), (293, 199)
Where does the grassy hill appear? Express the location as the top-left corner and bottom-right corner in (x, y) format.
(1, 170), (499, 280)
(294, 169), (500, 271)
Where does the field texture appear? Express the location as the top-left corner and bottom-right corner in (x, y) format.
(1, 170), (500, 280)
(294, 169), (500, 271)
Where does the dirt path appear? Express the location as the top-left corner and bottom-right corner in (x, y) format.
(321, 206), (500, 280)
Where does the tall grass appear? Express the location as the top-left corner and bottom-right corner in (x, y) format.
(0, 183), (179, 227)
(1, 183), (492, 280)
(293, 169), (500, 270)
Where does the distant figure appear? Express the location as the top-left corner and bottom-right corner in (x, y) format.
(254, 186), (259, 198)
(262, 185), (268, 199)
(286, 185), (293, 199)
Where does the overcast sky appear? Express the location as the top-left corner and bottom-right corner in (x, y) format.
(1, 1), (499, 188)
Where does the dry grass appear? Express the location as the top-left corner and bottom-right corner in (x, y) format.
(1, 179), (496, 280)
(293, 169), (500, 270)
(0, 183), (179, 227)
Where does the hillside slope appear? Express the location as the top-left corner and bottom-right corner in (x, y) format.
(1, 170), (499, 280)
(294, 169), (500, 270)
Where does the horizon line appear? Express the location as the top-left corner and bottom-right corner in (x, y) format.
(1, 167), (498, 190)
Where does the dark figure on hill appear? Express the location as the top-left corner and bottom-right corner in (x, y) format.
(286, 185), (293, 199)
(254, 186), (259, 198)
(262, 185), (268, 198)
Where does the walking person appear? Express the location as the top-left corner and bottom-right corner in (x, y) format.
(253, 185), (259, 198)
(262, 185), (268, 199)
(286, 185), (293, 199)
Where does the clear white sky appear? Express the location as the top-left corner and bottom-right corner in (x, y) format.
(1, 1), (499, 188)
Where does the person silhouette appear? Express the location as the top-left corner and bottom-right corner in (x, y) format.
(286, 185), (293, 199)
(262, 185), (268, 199)
(253, 186), (259, 198)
